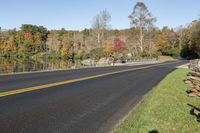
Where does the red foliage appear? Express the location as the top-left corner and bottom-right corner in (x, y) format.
(113, 38), (126, 53)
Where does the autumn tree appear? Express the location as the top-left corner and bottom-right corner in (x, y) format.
(181, 22), (200, 57)
(20, 24), (49, 53)
(191, 21), (200, 52)
(129, 2), (156, 52)
(60, 43), (72, 60)
(92, 10), (111, 48)
(58, 30), (73, 60)
(180, 27), (197, 59)
(155, 29), (169, 52)
(103, 44), (113, 57)
(155, 27), (182, 57)
(0, 27), (4, 55)
(0, 29), (18, 57)
(113, 38), (126, 53)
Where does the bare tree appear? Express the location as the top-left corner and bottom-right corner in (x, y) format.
(176, 25), (185, 50)
(92, 10), (111, 48)
(129, 2), (156, 52)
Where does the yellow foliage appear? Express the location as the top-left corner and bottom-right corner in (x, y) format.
(103, 44), (113, 56)
(60, 43), (71, 58)
(5, 36), (15, 51)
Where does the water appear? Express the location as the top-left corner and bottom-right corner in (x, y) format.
(0, 58), (82, 74)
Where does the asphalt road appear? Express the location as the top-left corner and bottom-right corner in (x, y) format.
(0, 61), (187, 133)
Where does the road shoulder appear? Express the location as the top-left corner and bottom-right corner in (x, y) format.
(113, 68), (200, 133)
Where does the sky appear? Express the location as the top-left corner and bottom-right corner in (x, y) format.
(0, 0), (199, 30)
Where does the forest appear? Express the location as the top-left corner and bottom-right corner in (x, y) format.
(0, 2), (200, 63)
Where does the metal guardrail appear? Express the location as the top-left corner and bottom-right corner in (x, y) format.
(0, 65), (61, 74)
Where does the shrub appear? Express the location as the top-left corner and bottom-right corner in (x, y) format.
(162, 48), (181, 57)
(89, 48), (105, 60)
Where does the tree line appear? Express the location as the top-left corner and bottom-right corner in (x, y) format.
(0, 2), (199, 61)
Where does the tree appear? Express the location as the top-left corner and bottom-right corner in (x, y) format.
(103, 44), (113, 57)
(5, 35), (14, 52)
(168, 29), (178, 49)
(155, 29), (169, 52)
(60, 43), (72, 60)
(129, 2), (156, 52)
(176, 26), (185, 50)
(180, 23), (198, 59)
(190, 21), (200, 57)
(20, 24), (49, 53)
(82, 28), (90, 40)
(113, 38), (126, 53)
(82, 28), (90, 47)
(60, 33), (72, 60)
(155, 27), (180, 57)
(112, 29), (120, 37)
(92, 10), (111, 48)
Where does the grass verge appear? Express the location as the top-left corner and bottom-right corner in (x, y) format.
(114, 68), (200, 133)
(158, 56), (175, 61)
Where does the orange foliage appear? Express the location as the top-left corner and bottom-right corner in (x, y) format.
(4, 36), (14, 51)
(24, 32), (33, 41)
(155, 31), (169, 51)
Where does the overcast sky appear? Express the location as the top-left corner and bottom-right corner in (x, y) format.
(0, 0), (199, 30)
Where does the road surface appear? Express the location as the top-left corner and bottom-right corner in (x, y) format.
(0, 61), (187, 133)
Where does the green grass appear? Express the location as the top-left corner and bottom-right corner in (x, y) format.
(114, 69), (200, 133)
(158, 56), (175, 61)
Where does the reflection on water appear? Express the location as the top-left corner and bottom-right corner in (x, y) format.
(0, 58), (82, 74)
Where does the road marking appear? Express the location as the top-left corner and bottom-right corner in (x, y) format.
(0, 61), (179, 97)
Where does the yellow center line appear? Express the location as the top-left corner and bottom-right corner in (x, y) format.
(0, 61), (179, 97)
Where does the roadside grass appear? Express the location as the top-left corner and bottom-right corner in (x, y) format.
(158, 56), (175, 61)
(114, 69), (200, 133)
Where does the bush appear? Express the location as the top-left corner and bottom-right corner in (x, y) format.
(150, 52), (159, 59)
(81, 53), (90, 60)
(74, 52), (90, 60)
(113, 52), (123, 59)
(89, 48), (105, 60)
(133, 51), (159, 60)
(162, 48), (181, 58)
(180, 46), (198, 59)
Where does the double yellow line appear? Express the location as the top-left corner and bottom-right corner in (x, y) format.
(0, 61), (178, 97)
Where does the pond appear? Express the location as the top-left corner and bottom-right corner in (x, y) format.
(0, 58), (83, 74)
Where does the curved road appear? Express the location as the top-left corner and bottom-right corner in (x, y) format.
(0, 61), (187, 133)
